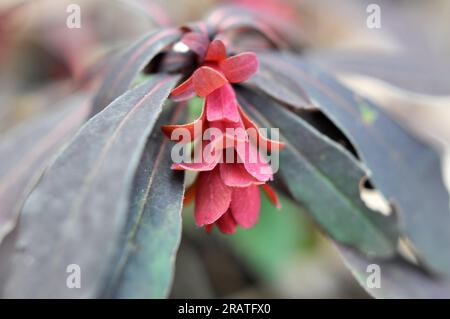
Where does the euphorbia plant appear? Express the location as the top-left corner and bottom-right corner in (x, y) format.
(0, 0), (449, 299)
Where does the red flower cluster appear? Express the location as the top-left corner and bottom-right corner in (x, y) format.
(162, 34), (283, 234)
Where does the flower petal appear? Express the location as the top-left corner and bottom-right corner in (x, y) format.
(238, 104), (285, 152)
(161, 103), (205, 141)
(192, 66), (228, 97)
(206, 84), (240, 123)
(220, 52), (258, 83)
(236, 141), (273, 182)
(170, 76), (196, 101)
(181, 31), (209, 58)
(217, 210), (238, 234)
(231, 185), (260, 228)
(206, 121), (248, 155)
(261, 183), (281, 209)
(195, 168), (232, 226)
(183, 178), (198, 206)
(205, 224), (214, 233)
(209, 133), (248, 157)
(171, 159), (217, 171)
(171, 138), (219, 171)
(219, 162), (263, 187)
(204, 39), (227, 62)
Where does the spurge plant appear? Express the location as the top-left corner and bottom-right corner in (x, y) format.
(0, 0), (449, 299)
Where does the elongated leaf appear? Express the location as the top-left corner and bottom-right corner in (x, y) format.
(206, 5), (287, 48)
(246, 61), (314, 110)
(0, 75), (179, 298)
(250, 52), (450, 275)
(0, 94), (90, 244)
(307, 51), (450, 96)
(181, 21), (212, 37)
(237, 89), (397, 258)
(206, 4), (306, 49)
(106, 106), (185, 298)
(337, 245), (450, 298)
(91, 28), (181, 115)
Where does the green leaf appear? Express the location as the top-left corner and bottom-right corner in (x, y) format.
(337, 245), (450, 298)
(0, 93), (90, 244)
(106, 106), (185, 298)
(0, 75), (179, 298)
(250, 52), (450, 275)
(227, 191), (313, 280)
(91, 28), (181, 115)
(237, 88), (398, 258)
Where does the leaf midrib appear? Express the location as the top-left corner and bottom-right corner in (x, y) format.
(48, 77), (171, 281)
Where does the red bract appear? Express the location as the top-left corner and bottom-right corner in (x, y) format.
(163, 36), (283, 234)
(170, 37), (258, 100)
(193, 166), (281, 234)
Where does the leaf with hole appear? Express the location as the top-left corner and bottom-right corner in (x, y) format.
(251, 52), (450, 275)
(238, 88), (398, 258)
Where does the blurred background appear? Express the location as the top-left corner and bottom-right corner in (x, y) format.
(1, 0), (449, 298)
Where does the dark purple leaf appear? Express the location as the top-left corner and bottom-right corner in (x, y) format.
(246, 61), (315, 110)
(106, 106), (186, 298)
(253, 52), (450, 275)
(91, 28), (181, 115)
(0, 75), (179, 298)
(0, 94), (91, 244)
(338, 244), (450, 298)
(238, 88), (397, 257)
(206, 6), (287, 49)
(307, 50), (450, 95)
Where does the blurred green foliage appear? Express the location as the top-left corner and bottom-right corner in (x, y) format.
(224, 192), (316, 280)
